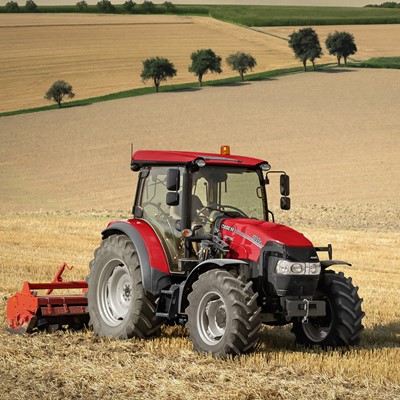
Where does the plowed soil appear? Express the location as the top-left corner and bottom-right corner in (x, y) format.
(1, 68), (399, 216)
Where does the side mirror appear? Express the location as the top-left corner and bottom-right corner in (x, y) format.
(167, 168), (180, 191)
(166, 192), (179, 206)
(280, 196), (291, 210)
(280, 174), (290, 196)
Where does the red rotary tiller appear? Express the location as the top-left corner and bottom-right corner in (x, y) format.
(6, 263), (89, 333)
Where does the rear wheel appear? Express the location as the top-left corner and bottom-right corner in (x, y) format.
(292, 271), (364, 347)
(86, 234), (162, 339)
(186, 269), (261, 356)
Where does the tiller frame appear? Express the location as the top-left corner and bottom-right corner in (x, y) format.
(6, 263), (89, 334)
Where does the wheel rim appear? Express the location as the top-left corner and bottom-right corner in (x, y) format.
(302, 296), (333, 342)
(97, 258), (133, 327)
(197, 291), (227, 345)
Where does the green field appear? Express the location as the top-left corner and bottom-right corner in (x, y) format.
(206, 5), (400, 26)
(352, 56), (400, 68)
(2, 4), (400, 26)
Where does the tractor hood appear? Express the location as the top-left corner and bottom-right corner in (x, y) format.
(220, 218), (313, 262)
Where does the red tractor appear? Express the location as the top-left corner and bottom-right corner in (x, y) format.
(7, 147), (364, 356)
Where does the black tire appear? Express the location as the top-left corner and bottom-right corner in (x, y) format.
(292, 271), (364, 348)
(186, 269), (261, 356)
(86, 234), (162, 339)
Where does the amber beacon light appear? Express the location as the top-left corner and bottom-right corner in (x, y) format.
(220, 145), (231, 155)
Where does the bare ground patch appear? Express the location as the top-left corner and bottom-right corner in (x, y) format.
(1, 68), (399, 213)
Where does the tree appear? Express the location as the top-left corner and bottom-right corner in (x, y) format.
(163, 1), (176, 13)
(189, 49), (222, 87)
(76, 0), (88, 11)
(123, 0), (136, 13)
(140, 57), (177, 92)
(226, 52), (257, 81)
(288, 27), (322, 71)
(140, 0), (156, 13)
(44, 80), (75, 108)
(5, 1), (20, 12)
(97, 0), (115, 13)
(25, 0), (37, 12)
(326, 31), (357, 66)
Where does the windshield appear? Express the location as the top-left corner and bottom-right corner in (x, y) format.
(192, 166), (265, 221)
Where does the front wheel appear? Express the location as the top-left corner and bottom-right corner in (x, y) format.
(186, 269), (261, 356)
(292, 271), (364, 348)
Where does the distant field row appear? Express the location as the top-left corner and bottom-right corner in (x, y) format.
(2, 4), (400, 26)
(0, 14), (303, 112)
(2, 13), (400, 113)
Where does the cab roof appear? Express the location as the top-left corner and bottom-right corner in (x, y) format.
(131, 150), (267, 168)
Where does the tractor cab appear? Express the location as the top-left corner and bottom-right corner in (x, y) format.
(131, 146), (289, 271)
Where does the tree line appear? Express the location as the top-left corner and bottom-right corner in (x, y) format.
(365, 2), (400, 7)
(4, 0), (177, 13)
(44, 29), (357, 106)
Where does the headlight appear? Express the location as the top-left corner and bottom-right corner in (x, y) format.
(290, 263), (304, 274)
(307, 263), (321, 275)
(275, 260), (321, 275)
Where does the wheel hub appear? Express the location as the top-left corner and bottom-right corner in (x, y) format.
(97, 259), (133, 326)
(302, 296), (333, 342)
(197, 292), (227, 345)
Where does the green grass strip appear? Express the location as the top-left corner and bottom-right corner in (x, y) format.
(347, 56), (400, 69)
(0, 64), (333, 118)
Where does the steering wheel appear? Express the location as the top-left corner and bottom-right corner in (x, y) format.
(197, 205), (248, 222)
(219, 204), (248, 218)
(196, 206), (218, 223)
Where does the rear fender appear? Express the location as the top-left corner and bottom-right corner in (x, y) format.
(102, 220), (171, 295)
(179, 259), (248, 314)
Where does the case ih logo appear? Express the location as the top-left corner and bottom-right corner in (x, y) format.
(221, 224), (263, 249)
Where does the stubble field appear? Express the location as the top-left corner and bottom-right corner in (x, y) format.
(0, 65), (399, 398)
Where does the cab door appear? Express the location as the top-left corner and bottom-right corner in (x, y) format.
(136, 166), (184, 270)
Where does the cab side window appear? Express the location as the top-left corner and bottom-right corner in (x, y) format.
(140, 166), (184, 267)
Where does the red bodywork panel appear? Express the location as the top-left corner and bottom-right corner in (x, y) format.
(132, 150), (266, 167)
(107, 219), (170, 274)
(220, 219), (313, 263)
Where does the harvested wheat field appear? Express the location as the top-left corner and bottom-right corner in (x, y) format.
(0, 213), (399, 399)
(0, 13), (299, 112)
(257, 24), (400, 61)
(0, 68), (399, 398)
